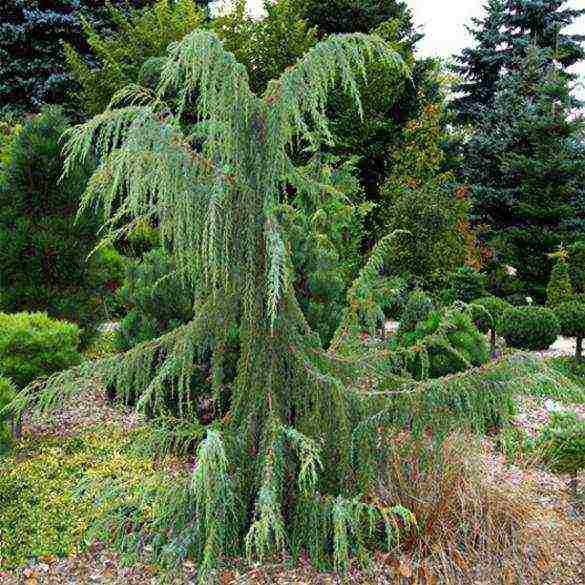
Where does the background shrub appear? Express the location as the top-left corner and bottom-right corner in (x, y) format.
(65, 0), (206, 116)
(0, 312), (81, 389)
(501, 306), (560, 351)
(568, 240), (585, 292)
(546, 260), (573, 307)
(398, 290), (435, 334)
(440, 265), (488, 304)
(535, 412), (585, 474)
(555, 301), (585, 361)
(470, 295), (512, 353)
(0, 107), (121, 343)
(471, 296), (512, 335)
(393, 307), (490, 379)
(115, 249), (194, 352)
(0, 376), (16, 453)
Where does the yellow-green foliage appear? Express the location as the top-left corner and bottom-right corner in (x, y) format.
(0, 312), (81, 389)
(0, 121), (21, 175)
(0, 376), (16, 451)
(546, 260), (573, 307)
(381, 102), (472, 286)
(0, 427), (155, 568)
(65, 0), (206, 116)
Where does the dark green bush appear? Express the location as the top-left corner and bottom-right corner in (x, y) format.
(393, 307), (490, 379)
(501, 306), (560, 351)
(555, 301), (585, 361)
(470, 295), (512, 353)
(536, 412), (585, 474)
(0, 107), (121, 343)
(471, 296), (512, 334)
(115, 249), (195, 352)
(0, 376), (16, 453)
(398, 290), (435, 334)
(440, 265), (487, 304)
(0, 312), (81, 390)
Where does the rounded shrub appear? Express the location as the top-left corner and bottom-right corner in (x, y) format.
(471, 296), (512, 334)
(0, 312), (81, 389)
(501, 306), (560, 351)
(398, 290), (435, 334)
(554, 301), (585, 361)
(394, 307), (490, 379)
(440, 266), (488, 304)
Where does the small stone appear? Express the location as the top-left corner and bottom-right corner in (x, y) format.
(544, 399), (563, 412)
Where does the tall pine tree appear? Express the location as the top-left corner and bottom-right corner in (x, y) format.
(451, 0), (508, 125)
(452, 0), (585, 124)
(464, 46), (585, 300)
(0, 0), (212, 114)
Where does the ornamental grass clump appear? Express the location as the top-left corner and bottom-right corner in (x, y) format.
(379, 433), (563, 584)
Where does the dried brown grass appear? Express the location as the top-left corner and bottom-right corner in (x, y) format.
(375, 433), (584, 584)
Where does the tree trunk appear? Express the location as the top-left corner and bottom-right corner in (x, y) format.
(490, 328), (497, 358)
(576, 337), (583, 362)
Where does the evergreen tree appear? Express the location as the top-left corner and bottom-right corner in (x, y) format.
(22, 31), (423, 577)
(464, 46), (585, 300)
(287, 0), (442, 239)
(0, 0), (212, 114)
(506, 0), (585, 70)
(65, 0), (207, 117)
(287, 0), (418, 39)
(452, 0), (585, 124)
(380, 100), (473, 288)
(451, 0), (508, 125)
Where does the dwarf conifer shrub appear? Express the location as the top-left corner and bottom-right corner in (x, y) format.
(116, 249), (194, 352)
(392, 307), (490, 379)
(398, 290), (434, 334)
(555, 301), (585, 362)
(546, 260), (573, 307)
(0, 107), (121, 343)
(501, 306), (560, 351)
(536, 412), (585, 474)
(440, 265), (487, 304)
(0, 313), (81, 390)
(568, 240), (585, 293)
(471, 295), (512, 354)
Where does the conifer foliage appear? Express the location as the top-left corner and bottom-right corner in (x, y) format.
(463, 47), (585, 300)
(16, 31), (427, 577)
(452, 0), (585, 124)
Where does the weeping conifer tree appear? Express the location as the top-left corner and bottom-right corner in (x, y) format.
(11, 30), (461, 577)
